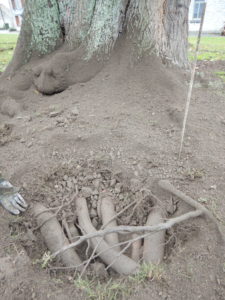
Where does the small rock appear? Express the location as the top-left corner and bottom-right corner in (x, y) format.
(67, 276), (73, 282)
(22, 183), (27, 189)
(115, 204), (120, 212)
(85, 175), (94, 181)
(27, 142), (33, 148)
(49, 110), (62, 118)
(134, 171), (139, 177)
(210, 185), (217, 190)
(56, 117), (64, 123)
(71, 107), (79, 116)
(82, 187), (93, 198)
(119, 193), (124, 200)
(63, 175), (68, 181)
(1, 98), (20, 118)
(130, 178), (142, 193)
(66, 179), (74, 189)
(209, 274), (215, 282)
(114, 183), (122, 194)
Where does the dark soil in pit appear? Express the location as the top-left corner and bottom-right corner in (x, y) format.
(0, 51), (225, 299)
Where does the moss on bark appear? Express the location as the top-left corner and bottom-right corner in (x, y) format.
(4, 0), (63, 75)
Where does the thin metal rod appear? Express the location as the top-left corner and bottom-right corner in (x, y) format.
(179, 2), (207, 159)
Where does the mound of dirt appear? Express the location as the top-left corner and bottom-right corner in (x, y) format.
(1, 98), (21, 117)
(0, 45), (225, 299)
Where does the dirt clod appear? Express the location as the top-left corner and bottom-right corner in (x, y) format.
(91, 262), (108, 279)
(82, 186), (93, 198)
(1, 98), (20, 117)
(0, 123), (13, 145)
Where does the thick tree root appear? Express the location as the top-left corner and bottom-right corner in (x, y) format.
(76, 197), (140, 275)
(99, 193), (120, 252)
(143, 208), (165, 265)
(51, 209), (203, 261)
(33, 203), (82, 267)
(131, 234), (142, 262)
(33, 180), (222, 275)
(67, 223), (80, 243)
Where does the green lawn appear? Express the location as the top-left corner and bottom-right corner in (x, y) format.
(0, 34), (225, 72)
(214, 70), (225, 82)
(189, 36), (225, 61)
(0, 34), (18, 72)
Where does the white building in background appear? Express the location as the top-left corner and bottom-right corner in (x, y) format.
(189, 0), (225, 34)
(0, 0), (15, 29)
(0, 0), (24, 30)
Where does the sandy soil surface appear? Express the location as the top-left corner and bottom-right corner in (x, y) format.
(0, 50), (225, 299)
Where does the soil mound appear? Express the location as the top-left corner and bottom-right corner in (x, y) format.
(0, 47), (225, 299)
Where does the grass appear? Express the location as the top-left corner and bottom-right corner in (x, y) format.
(214, 71), (225, 82)
(189, 36), (225, 61)
(74, 264), (165, 300)
(0, 33), (18, 72)
(0, 34), (224, 72)
(75, 277), (130, 300)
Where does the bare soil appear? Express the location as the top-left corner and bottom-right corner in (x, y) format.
(0, 48), (225, 299)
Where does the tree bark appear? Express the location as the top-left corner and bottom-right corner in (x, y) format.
(4, 0), (191, 94)
(5, 0), (63, 75)
(126, 0), (190, 65)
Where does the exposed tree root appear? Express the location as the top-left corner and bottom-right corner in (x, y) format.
(67, 223), (80, 243)
(101, 198), (139, 230)
(51, 209), (203, 260)
(143, 208), (165, 265)
(99, 193), (120, 251)
(76, 197), (140, 275)
(32, 179), (224, 275)
(33, 203), (82, 268)
(131, 234), (142, 262)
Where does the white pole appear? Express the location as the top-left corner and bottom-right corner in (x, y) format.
(179, 2), (207, 159)
(7, 0), (17, 28)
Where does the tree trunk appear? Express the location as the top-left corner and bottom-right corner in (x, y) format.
(5, 0), (63, 74)
(4, 0), (191, 94)
(126, 0), (190, 65)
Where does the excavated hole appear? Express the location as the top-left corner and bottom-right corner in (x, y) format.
(16, 157), (199, 277)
